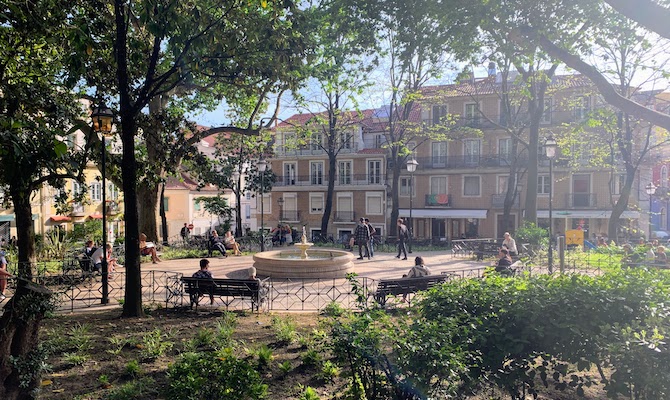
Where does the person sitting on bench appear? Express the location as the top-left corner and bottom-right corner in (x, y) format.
(140, 233), (161, 263)
(208, 230), (227, 257)
(403, 256), (431, 278)
(223, 231), (241, 256)
(495, 248), (514, 274)
(192, 259), (214, 305)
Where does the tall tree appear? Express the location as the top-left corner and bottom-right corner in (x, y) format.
(0, 1), (88, 397)
(289, 0), (378, 237)
(73, 0), (310, 317)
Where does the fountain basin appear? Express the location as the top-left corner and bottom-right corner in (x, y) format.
(253, 248), (355, 279)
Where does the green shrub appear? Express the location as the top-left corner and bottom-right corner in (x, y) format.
(271, 315), (298, 345)
(278, 360), (292, 375)
(104, 377), (156, 400)
(515, 221), (548, 247)
(318, 360), (340, 382)
(62, 352), (89, 367)
(124, 360), (141, 378)
(320, 302), (346, 318)
(166, 351), (267, 399)
(297, 384), (321, 400)
(139, 328), (174, 361)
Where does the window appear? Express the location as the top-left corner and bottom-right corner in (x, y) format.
(90, 182), (102, 202)
(463, 176), (481, 196)
(310, 161), (323, 185)
(374, 134), (385, 148)
(400, 177), (414, 196)
(662, 166), (668, 188)
(310, 193), (324, 213)
(431, 142), (447, 166)
(245, 204), (251, 219)
(430, 176), (448, 194)
(108, 184), (120, 200)
(499, 138), (512, 162)
(574, 95), (591, 120)
(72, 181), (82, 196)
(339, 131), (352, 149)
(283, 163), (296, 186)
(497, 175), (510, 194)
(246, 191), (251, 200)
(499, 100), (508, 126)
(194, 199), (201, 211)
(163, 197), (169, 212)
(541, 98), (553, 124)
(465, 103), (480, 126)
(432, 105), (447, 125)
(366, 193), (384, 215)
(310, 132), (322, 150)
(611, 174), (626, 195)
(538, 175), (550, 195)
(338, 161), (352, 184)
(368, 160), (382, 184)
(464, 139), (480, 165)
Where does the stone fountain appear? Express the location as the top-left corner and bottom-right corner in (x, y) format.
(253, 226), (355, 279)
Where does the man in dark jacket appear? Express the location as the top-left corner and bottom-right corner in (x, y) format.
(396, 219), (408, 260)
(354, 218), (371, 260)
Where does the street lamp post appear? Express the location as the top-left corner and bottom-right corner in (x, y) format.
(406, 158), (418, 254)
(91, 103), (114, 304)
(257, 159), (267, 251)
(646, 182), (657, 242)
(545, 134), (558, 274)
(232, 170), (240, 237)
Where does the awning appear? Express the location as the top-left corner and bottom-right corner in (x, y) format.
(49, 216), (72, 222)
(399, 209), (488, 219)
(537, 210), (641, 219)
(0, 215), (14, 222)
(88, 214), (103, 220)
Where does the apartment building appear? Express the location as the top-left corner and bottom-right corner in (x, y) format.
(262, 74), (656, 243)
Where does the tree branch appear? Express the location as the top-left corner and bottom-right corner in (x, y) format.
(604, 0), (670, 39)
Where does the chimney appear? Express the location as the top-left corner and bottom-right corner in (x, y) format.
(488, 62), (497, 78)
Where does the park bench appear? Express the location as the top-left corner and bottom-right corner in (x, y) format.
(373, 274), (453, 306)
(181, 276), (269, 312)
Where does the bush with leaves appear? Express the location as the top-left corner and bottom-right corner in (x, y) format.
(166, 350), (267, 400)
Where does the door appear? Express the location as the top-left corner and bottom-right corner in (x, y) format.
(432, 219), (446, 241)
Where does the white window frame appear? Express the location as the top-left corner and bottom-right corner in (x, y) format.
(432, 104), (447, 125)
(339, 130), (352, 149)
(464, 139), (481, 164)
(309, 193), (324, 214)
(338, 160), (353, 184)
(310, 132), (322, 150)
(90, 182), (102, 202)
(431, 142), (448, 166)
(310, 161), (324, 185)
(400, 176), (414, 197)
(283, 162), (297, 186)
(611, 174), (626, 195)
(367, 159), (383, 184)
(463, 175), (481, 197)
(430, 176), (448, 194)
(464, 102), (480, 124)
(498, 138), (512, 160)
(574, 95), (591, 120)
(661, 166), (668, 188)
(365, 192), (384, 216)
(538, 175), (550, 195)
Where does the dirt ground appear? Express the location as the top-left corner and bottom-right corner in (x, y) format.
(39, 308), (342, 399)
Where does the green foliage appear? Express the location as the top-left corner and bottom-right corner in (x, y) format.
(250, 344), (274, 371)
(320, 301), (346, 318)
(69, 219), (103, 245)
(271, 315), (298, 345)
(107, 337), (130, 356)
(278, 360), (293, 375)
(318, 360), (340, 382)
(301, 348), (322, 367)
(139, 328), (174, 361)
(296, 384), (321, 400)
(98, 374), (110, 387)
(103, 377), (157, 400)
(9, 344), (51, 389)
(515, 221), (549, 247)
(124, 360), (141, 379)
(165, 351), (268, 400)
(61, 352), (89, 367)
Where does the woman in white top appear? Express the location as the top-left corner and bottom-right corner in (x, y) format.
(502, 232), (517, 256)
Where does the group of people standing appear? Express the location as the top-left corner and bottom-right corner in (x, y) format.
(353, 218), (377, 260)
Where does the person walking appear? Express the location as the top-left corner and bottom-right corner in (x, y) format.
(364, 218), (376, 258)
(396, 218), (408, 260)
(354, 218), (371, 260)
(180, 223), (191, 244)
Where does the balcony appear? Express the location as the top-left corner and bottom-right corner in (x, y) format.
(491, 194), (520, 208)
(425, 194), (451, 207)
(414, 155), (518, 169)
(106, 200), (120, 215)
(274, 174), (386, 187)
(70, 203), (85, 217)
(273, 144), (359, 157)
(280, 210), (300, 222)
(566, 193), (597, 208)
(422, 110), (595, 130)
(334, 211), (356, 222)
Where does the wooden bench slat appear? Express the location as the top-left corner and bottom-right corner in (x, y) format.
(181, 277), (269, 311)
(374, 275), (451, 306)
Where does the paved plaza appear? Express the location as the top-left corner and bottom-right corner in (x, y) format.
(141, 248), (488, 281)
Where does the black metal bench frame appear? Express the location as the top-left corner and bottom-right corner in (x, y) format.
(181, 277), (269, 312)
(373, 275), (452, 306)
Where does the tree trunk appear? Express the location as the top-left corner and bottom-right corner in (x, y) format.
(390, 151), (401, 238)
(0, 190), (51, 399)
(321, 154), (337, 236)
(608, 164), (636, 242)
(160, 183), (168, 245)
(138, 183), (160, 243)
